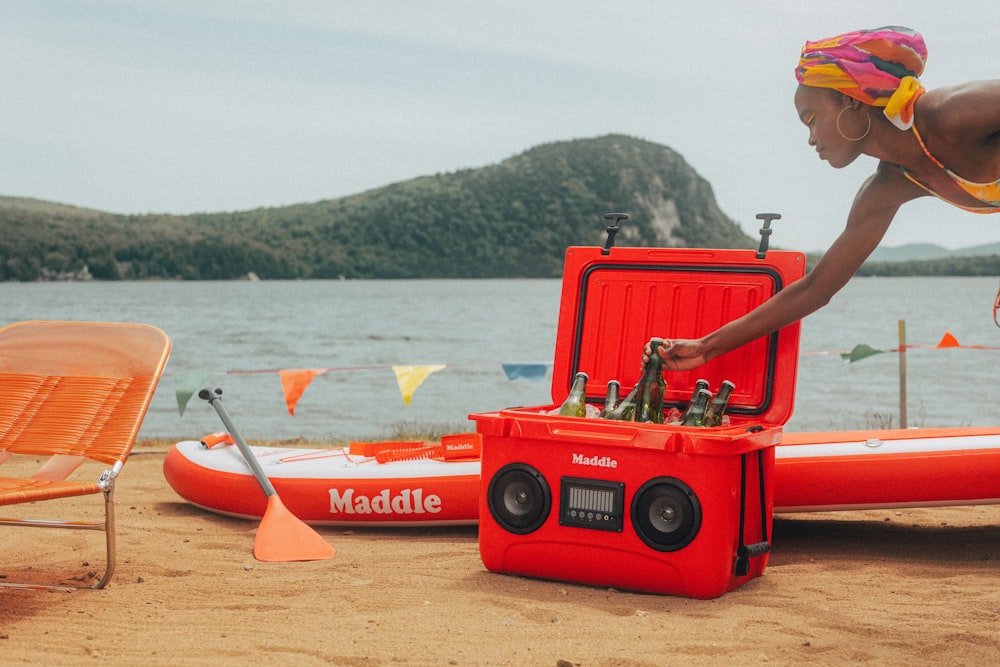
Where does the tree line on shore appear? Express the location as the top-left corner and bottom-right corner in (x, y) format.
(4, 134), (997, 281)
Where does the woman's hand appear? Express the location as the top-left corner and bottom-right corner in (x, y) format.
(643, 338), (708, 372)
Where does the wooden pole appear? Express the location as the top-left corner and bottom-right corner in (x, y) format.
(898, 320), (907, 429)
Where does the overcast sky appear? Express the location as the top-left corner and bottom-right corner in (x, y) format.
(3, 1), (998, 251)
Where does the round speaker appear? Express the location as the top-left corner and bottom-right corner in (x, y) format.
(487, 463), (551, 534)
(631, 477), (701, 552)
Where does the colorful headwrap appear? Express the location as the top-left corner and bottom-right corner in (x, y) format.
(795, 26), (927, 130)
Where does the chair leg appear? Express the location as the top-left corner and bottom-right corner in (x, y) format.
(91, 486), (117, 589)
(0, 486), (118, 590)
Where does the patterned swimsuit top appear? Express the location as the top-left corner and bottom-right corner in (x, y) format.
(901, 125), (1000, 213)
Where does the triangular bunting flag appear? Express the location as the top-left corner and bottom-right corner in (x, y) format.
(392, 365), (446, 406)
(840, 344), (885, 363)
(937, 331), (960, 348)
(279, 369), (328, 415)
(175, 372), (222, 416)
(501, 363), (550, 381)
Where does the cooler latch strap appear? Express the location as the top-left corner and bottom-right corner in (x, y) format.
(735, 449), (771, 576)
(755, 213), (781, 259)
(602, 213), (628, 255)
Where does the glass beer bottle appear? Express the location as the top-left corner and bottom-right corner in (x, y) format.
(604, 383), (638, 421)
(635, 337), (667, 423)
(598, 380), (621, 418)
(702, 380), (735, 427)
(681, 388), (712, 427)
(679, 378), (710, 423)
(557, 371), (589, 417)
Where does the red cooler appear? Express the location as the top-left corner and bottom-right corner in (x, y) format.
(471, 243), (805, 599)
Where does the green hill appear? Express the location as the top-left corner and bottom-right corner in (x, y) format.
(1, 135), (757, 281)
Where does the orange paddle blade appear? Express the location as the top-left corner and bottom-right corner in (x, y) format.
(253, 495), (336, 562)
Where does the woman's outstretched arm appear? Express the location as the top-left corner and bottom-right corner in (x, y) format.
(654, 164), (923, 371)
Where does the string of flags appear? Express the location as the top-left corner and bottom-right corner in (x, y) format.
(173, 362), (553, 416)
(172, 331), (1000, 417)
(834, 330), (1000, 363)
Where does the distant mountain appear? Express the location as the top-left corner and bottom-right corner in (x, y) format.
(867, 242), (1000, 263)
(848, 242), (1000, 276)
(1, 134), (757, 281)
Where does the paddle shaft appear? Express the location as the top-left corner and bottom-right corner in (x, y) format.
(200, 388), (277, 498)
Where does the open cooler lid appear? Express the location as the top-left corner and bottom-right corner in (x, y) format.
(551, 245), (806, 426)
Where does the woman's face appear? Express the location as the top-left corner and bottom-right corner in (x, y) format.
(793, 85), (863, 168)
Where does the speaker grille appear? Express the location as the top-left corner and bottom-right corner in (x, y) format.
(631, 477), (701, 552)
(487, 463), (552, 534)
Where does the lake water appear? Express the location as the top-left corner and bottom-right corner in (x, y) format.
(3, 276), (998, 440)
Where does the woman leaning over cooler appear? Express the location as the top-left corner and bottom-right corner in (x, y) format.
(649, 26), (1000, 371)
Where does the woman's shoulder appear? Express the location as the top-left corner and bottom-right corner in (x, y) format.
(920, 81), (1000, 126)
(917, 81), (1000, 163)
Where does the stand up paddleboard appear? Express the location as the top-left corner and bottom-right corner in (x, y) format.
(164, 426), (1000, 525)
(163, 433), (481, 526)
(774, 427), (1000, 512)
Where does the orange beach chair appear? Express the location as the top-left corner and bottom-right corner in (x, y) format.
(0, 320), (171, 589)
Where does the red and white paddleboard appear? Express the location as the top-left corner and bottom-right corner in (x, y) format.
(163, 433), (481, 526)
(774, 426), (1000, 512)
(164, 426), (1000, 525)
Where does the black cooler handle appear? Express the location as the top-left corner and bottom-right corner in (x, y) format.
(602, 213), (628, 255)
(755, 213), (781, 259)
(735, 448), (771, 577)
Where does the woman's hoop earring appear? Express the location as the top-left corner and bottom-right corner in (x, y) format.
(837, 107), (871, 141)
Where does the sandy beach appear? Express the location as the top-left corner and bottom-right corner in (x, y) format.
(2, 439), (999, 666)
